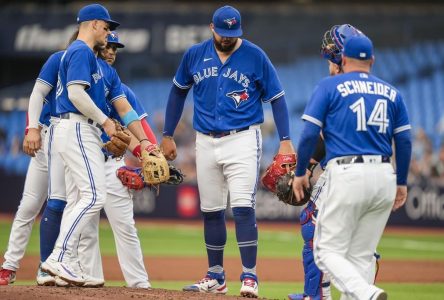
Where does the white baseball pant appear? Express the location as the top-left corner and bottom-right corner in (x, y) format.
(313, 156), (396, 300)
(195, 126), (262, 212)
(47, 115), (106, 263)
(2, 126), (49, 271)
(66, 157), (149, 287)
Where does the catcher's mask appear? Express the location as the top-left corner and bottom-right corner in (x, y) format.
(320, 24), (364, 65)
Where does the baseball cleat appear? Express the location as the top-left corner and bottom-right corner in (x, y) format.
(240, 273), (258, 298)
(287, 294), (308, 300)
(55, 276), (72, 287)
(41, 259), (85, 286)
(0, 268), (16, 285)
(371, 289), (388, 300)
(36, 263), (55, 286)
(183, 271), (228, 294)
(82, 274), (105, 288)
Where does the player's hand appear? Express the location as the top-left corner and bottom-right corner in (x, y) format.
(278, 140), (295, 155)
(140, 139), (153, 154)
(102, 118), (116, 138)
(23, 127), (41, 157)
(292, 174), (309, 203)
(393, 185), (408, 211)
(160, 136), (177, 161)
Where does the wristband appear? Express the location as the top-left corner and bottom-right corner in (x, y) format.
(307, 162), (318, 174)
(122, 109), (139, 127)
(132, 144), (141, 158)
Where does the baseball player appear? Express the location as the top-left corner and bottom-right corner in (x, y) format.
(292, 35), (412, 300)
(50, 32), (154, 288)
(0, 44), (68, 285)
(161, 5), (294, 298)
(41, 4), (153, 286)
(288, 24), (381, 300)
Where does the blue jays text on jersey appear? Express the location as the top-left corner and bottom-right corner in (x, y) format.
(173, 38), (284, 133)
(55, 40), (108, 116)
(36, 50), (64, 126)
(302, 71), (411, 163)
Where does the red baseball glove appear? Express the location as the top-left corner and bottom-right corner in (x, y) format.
(116, 166), (145, 190)
(261, 153), (297, 193)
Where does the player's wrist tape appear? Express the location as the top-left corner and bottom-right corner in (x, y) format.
(132, 144), (142, 158)
(122, 109), (139, 126)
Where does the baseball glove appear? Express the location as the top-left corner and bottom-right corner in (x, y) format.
(261, 153), (297, 193)
(164, 164), (185, 185)
(141, 144), (170, 185)
(116, 166), (145, 190)
(103, 119), (131, 158)
(275, 171), (311, 206)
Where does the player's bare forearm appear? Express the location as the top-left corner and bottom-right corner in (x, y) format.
(113, 97), (150, 143)
(278, 140), (295, 154)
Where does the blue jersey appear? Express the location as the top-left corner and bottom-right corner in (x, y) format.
(36, 50), (64, 125)
(173, 38), (284, 133)
(56, 40), (107, 116)
(303, 71), (411, 162)
(97, 58), (125, 108)
(101, 83), (147, 144)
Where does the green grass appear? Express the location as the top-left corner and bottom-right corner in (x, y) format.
(1, 220), (443, 260)
(2, 218), (444, 299)
(10, 281), (444, 300)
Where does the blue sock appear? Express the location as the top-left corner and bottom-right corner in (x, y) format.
(203, 210), (226, 270)
(40, 199), (66, 262)
(233, 207), (258, 272)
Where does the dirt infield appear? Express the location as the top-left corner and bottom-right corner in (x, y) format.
(0, 286), (251, 300)
(10, 255), (444, 284)
(1, 217), (443, 299)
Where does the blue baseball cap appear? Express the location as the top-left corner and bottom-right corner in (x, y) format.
(77, 4), (120, 31)
(212, 5), (242, 38)
(107, 31), (124, 48)
(343, 35), (373, 60)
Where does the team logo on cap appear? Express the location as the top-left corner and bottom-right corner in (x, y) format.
(110, 32), (118, 39)
(226, 89), (249, 108)
(224, 17), (237, 28)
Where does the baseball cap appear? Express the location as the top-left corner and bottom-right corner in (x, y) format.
(77, 4), (120, 31)
(212, 5), (242, 38)
(343, 35), (373, 60)
(107, 31), (125, 48)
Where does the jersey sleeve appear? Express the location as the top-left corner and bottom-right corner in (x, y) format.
(107, 66), (125, 104)
(37, 52), (61, 88)
(393, 93), (412, 134)
(173, 49), (193, 89)
(66, 48), (95, 88)
(259, 53), (285, 103)
(301, 82), (330, 128)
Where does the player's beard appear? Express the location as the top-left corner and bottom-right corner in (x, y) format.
(213, 35), (237, 53)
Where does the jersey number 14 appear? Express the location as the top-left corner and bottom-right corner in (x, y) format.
(349, 97), (389, 134)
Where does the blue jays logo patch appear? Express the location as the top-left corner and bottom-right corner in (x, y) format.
(224, 17), (237, 28)
(226, 89), (249, 108)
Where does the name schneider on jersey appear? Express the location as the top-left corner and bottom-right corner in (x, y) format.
(336, 73), (397, 102)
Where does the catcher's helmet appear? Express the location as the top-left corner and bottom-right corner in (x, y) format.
(321, 24), (364, 65)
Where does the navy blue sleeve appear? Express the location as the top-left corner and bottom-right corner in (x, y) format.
(295, 121), (322, 176)
(394, 129), (412, 185)
(163, 84), (190, 136)
(270, 95), (290, 140)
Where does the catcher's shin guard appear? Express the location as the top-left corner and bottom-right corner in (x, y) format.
(299, 201), (330, 299)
